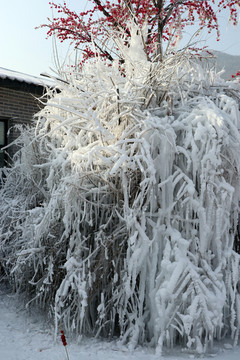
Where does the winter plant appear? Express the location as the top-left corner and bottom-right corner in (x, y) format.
(1, 0), (240, 356)
(40, 0), (240, 64)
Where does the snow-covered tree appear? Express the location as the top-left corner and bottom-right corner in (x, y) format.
(41, 0), (239, 63)
(1, 11), (240, 357)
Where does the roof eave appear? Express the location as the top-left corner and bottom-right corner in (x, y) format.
(0, 77), (47, 96)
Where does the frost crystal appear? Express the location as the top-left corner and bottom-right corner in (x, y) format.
(1, 30), (240, 355)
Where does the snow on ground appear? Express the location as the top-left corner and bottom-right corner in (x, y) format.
(0, 282), (240, 360)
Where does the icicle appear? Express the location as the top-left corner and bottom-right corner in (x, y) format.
(0, 31), (240, 355)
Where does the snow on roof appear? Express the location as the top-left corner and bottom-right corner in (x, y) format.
(0, 67), (54, 88)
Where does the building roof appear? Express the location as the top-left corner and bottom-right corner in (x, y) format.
(0, 67), (55, 95)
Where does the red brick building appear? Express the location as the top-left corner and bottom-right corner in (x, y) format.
(0, 67), (52, 166)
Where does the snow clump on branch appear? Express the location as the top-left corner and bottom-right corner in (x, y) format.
(1, 28), (240, 355)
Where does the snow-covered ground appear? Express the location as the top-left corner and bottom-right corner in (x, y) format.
(0, 282), (240, 360)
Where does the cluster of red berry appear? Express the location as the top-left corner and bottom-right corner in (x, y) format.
(60, 330), (67, 347)
(40, 0), (239, 66)
(231, 72), (240, 79)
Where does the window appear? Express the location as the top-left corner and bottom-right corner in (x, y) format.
(0, 120), (7, 167)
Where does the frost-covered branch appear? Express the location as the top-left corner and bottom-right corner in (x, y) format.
(1, 30), (240, 355)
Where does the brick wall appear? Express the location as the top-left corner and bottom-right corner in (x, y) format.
(0, 86), (45, 160)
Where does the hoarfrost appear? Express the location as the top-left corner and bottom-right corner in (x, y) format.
(1, 29), (240, 355)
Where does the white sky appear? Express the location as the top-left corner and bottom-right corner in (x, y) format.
(0, 0), (239, 77)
